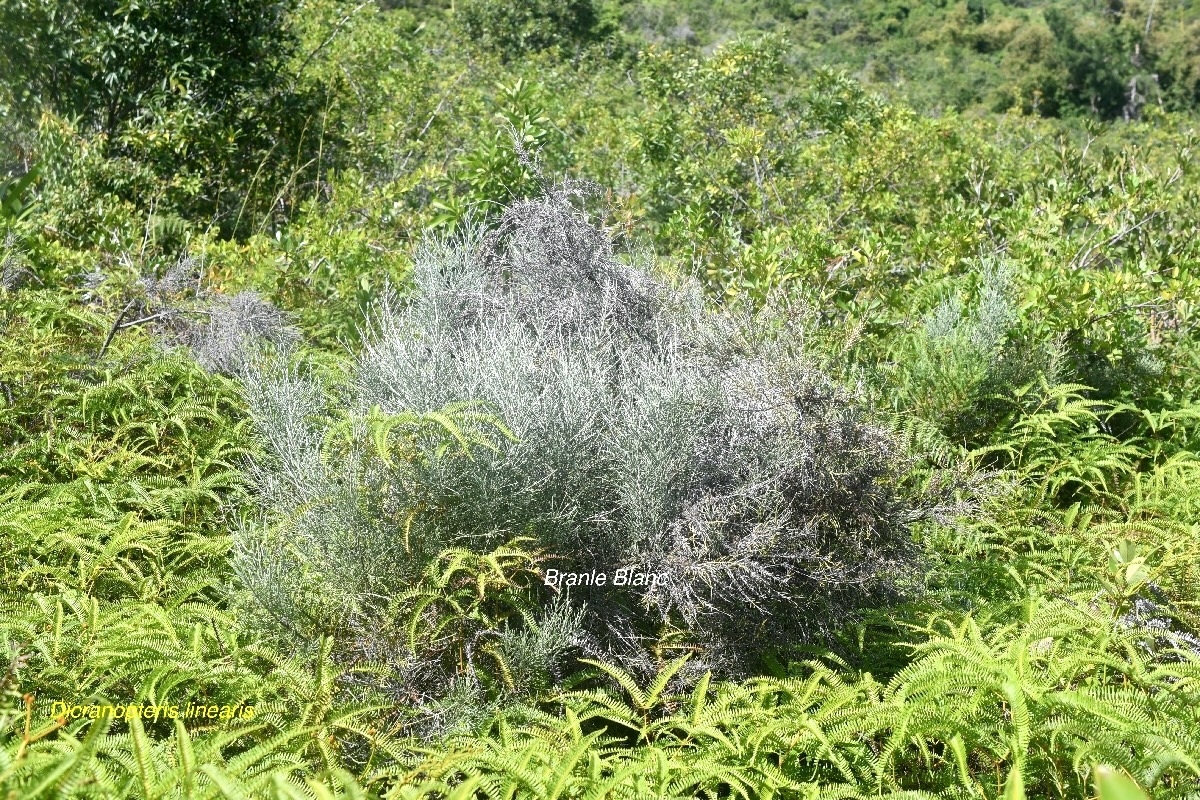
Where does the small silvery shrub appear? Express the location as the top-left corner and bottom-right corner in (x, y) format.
(884, 263), (1061, 446)
(82, 253), (299, 375)
(235, 184), (937, 694)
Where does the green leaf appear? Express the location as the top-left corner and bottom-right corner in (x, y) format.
(1093, 765), (1148, 800)
(1002, 763), (1025, 800)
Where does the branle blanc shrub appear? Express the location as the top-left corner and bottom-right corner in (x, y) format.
(235, 185), (937, 687)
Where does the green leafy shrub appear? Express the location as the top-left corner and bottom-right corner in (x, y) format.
(0, 0), (296, 136)
(0, 0), (338, 232)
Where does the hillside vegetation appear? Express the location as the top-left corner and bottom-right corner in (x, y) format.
(1, 0), (1199, 798)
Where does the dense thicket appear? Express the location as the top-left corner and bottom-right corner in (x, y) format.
(2, 0), (1199, 798)
(624, 0), (1200, 119)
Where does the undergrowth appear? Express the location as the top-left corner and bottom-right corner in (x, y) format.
(3, 5), (1200, 795)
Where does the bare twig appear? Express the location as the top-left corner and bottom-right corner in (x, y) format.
(97, 299), (137, 359)
(1071, 211), (1162, 270)
(1064, 300), (1163, 341)
(116, 309), (208, 330)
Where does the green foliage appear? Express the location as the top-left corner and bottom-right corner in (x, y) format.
(879, 262), (1057, 445)
(455, 0), (607, 57)
(6, 1), (1200, 797)
(0, 283), (403, 798)
(1, 0), (343, 232)
(0, 0), (296, 135)
(432, 80), (555, 228)
(1041, 7), (1142, 119)
(618, 0), (1200, 120)
(0, 165), (39, 227)
(409, 594), (1200, 798)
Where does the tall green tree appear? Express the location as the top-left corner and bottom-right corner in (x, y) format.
(0, 0), (298, 136)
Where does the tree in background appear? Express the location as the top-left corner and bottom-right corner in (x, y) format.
(0, 0), (326, 233)
(0, 0), (297, 136)
(455, 0), (611, 56)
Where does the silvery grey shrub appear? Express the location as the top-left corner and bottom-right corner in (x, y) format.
(235, 183), (936, 698)
(886, 262), (1061, 445)
(80, 253), (300, 375)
